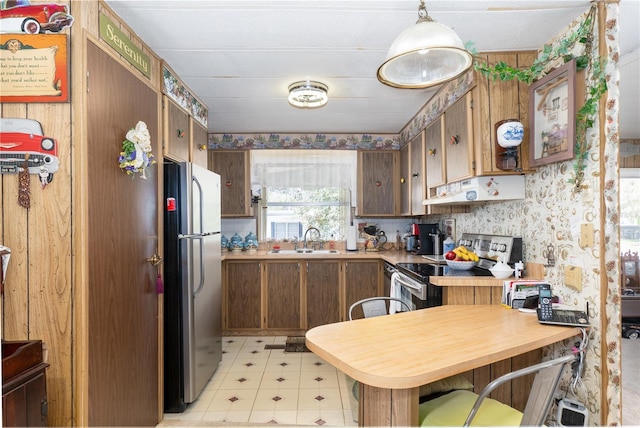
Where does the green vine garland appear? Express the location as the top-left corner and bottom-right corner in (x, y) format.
(469, 4), (607, 192)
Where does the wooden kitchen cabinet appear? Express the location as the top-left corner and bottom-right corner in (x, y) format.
(265, 261), (302, 330)
(224, 261), (262, 330)
(409, 131), (426, 216)
(305, 260), (341, 329)
(190, 119), (208, 168)
(344, 260), (382, 320)
(208, 150), (252, 217)
(425, 116), (445, 188)
(164, 96), (191, 162)
(399, 144), (411, 216)
(357, 151), (399, 216)
(444, 93), (475, 183)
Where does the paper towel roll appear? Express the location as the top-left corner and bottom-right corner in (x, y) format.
(346, 225), (357, 251)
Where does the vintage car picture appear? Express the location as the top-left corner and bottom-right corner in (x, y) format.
(0, 0), (73, 34)
(0, 117), (59, 184)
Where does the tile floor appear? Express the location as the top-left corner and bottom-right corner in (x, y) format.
(158, 336), (357, 427)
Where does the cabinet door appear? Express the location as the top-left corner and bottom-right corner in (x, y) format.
(265, 261), (302, 329)
(444, 94), (474, 182)
(399, 144), (411, 216)
(425, 116), (445, 189)
(344, 261), (381, 320)
(306, 261), (341, 328)
(225, 261), (262, 330)
(357, 151), (398, 216)
(409, 131), (426, 215)
(164, 97), (190, 162)
(191, 119), (208, 168)
(208, 150), (252, 217)
(2, 368), (47, 427)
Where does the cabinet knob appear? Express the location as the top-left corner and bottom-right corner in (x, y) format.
(400, 177), (406, 184)
(428, 148), (436, 156)
(375, 181), (382, 187)
(412, 172), (419, 178)
(226, 181), (232, 187)
(449, 135), (459, 145)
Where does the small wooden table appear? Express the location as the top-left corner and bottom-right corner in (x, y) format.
(305, 305), (580, 427)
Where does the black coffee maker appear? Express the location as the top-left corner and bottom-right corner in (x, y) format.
(416, 223), (443, 255)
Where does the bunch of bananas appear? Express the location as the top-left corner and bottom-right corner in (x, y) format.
(445, 245), (480, 262)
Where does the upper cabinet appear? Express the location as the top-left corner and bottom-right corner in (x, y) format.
(190, 119), (208, 169)
(409, 131), (426, 216)
(425, 116), (445, 188)
(443, 93), (474, 183)
(399, 144), (411, 216)
(208, 150), (253, 217)
(163, 97), (190, 162)
(357, 150), (399, 217)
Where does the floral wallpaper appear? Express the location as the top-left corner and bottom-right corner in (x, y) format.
(162, 63), (208, 127)
(428, 4), (622, 424)
(208, 133), (399, 150)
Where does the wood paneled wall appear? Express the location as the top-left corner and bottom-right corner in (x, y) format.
(1, 2), (162, 425)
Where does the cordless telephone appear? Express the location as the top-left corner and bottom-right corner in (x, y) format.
(537, 283), (554, 321)
(536, 283), (590, 327)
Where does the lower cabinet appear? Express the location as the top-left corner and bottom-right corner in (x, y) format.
(344, 260), (382, 320)
(222, 259), (382, 333)
(265, 261), (302, 330)
(224, 261), (262, 330)
(306, 260), (341, 329)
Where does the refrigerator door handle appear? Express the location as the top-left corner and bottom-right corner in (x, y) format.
(192, 237), (206, 297)
(192, 174), (207, 297)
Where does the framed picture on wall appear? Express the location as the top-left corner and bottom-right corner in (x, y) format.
(528, 59), (576, 167)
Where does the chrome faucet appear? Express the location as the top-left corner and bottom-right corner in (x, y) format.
(303, 227), (321, 249)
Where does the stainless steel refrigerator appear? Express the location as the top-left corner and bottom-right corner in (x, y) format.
(163, 160), (222, 412)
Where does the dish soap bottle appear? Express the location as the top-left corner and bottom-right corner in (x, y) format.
(443, 236), (455, 254)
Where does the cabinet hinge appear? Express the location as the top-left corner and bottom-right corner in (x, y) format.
(470, 98), (474, 109)
(472, 160), (477, 171)
(86, 71), (89, 93)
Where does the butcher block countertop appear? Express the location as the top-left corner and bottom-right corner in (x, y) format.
(222, 249), (543, 287)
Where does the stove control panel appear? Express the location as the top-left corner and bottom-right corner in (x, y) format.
(459, 233), (523, 268)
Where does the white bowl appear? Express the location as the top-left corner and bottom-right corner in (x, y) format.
(490, 265), (514, 279)
(446, 260), (476, 270)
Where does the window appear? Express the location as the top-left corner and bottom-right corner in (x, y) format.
(620, 169), (640, 254)
(251, 150), (356, 242)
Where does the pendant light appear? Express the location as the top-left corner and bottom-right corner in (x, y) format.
(288, 81), (329, 108)
(377, 0), (473, 89)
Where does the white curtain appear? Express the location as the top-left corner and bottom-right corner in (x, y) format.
(251, 149), (356, 190)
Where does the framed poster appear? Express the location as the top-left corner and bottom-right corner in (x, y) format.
(0, 34), (69, 103)
(528, 59), (576, 167)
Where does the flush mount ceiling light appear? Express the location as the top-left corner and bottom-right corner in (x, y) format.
(288, 81), (328, 109)
(377, 0), (473, 89)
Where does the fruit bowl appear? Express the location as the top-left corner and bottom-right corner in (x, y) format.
(446, 260), (476, 270)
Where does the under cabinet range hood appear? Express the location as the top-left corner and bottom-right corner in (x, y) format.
(423, 175), (525, 205)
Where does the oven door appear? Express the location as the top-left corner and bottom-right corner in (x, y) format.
(395, 272), (442, 310)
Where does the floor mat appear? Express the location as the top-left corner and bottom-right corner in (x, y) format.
(284, 336), (310, 352)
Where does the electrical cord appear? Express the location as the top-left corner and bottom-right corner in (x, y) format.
(566, 328), (589, 401)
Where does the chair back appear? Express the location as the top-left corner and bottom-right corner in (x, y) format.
(463, 354), (575, 426)
(348, 296), (412, 321)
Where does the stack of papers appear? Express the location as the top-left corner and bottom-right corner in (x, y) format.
(502, 280), (548, 309)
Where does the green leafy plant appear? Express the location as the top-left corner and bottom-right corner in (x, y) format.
(468, 5), (606, 192)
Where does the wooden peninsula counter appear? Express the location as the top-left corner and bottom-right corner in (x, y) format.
(305, 305), (580, 427)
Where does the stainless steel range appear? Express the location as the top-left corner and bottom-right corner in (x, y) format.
(393, 233), (523, 310)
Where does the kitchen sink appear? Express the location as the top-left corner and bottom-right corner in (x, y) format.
(270, 249), (340, 255)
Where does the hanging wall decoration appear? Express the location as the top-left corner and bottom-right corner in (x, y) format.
(118, 121), (156, 179)
(0, 117), (60, 193)
(0, 34), (70, 103)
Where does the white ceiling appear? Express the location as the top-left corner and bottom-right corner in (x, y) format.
(104, 0), (640, 139)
